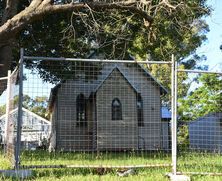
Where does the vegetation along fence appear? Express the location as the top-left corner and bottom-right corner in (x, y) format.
(176, 67), (222, 176)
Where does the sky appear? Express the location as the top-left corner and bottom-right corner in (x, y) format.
(197, 0), (222, 71)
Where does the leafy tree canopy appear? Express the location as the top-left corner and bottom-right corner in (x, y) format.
(13, 95), (49, 119)
(0, 104), (6, 117)
(23, 95), (49, 119)
(178, 74), (222, 122)
(0, 0), (211, 79)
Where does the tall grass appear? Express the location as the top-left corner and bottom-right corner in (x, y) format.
(1, 149), (222, 180)
(0, 149), (11, 170)
(20, 150), (171, 166)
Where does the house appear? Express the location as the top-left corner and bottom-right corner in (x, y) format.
(189, 112), (222, 152)
(0, 107), (51, 149)
(48, 62), (170, 151)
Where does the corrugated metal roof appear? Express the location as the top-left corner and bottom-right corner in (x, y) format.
(161, 106), (171, 119)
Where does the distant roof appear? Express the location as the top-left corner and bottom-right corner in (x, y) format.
(0, 107), (51, 125)
(189, 112), (222, 125)
(161, 107), (171, 119)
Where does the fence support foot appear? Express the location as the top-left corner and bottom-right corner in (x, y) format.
(167, 173), (190, 181)
(0, 169), (33, 179)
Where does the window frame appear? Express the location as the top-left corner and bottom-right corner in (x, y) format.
(112, 98), (122, 120)
(76, 93), (87, 127)
(137, 94), (144, 127)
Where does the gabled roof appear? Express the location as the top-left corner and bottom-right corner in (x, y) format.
(137, 64), (168, 95)
(0, 107), (51, 125)
(94, 65), (140, 93)
(96, 62), (168, 95)
(85, 51), (168, 94)
(48, 62), (168, 110)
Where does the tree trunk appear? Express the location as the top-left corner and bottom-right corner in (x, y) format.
(0, 44), (13, 78)
(0, 0), (18, 78)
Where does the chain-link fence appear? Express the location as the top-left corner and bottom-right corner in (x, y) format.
(176, 68), (222, 175)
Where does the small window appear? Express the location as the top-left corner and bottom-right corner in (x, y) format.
(76, 94), (87, 127)
(137, 94), (144, 127)
(112, 98), (122, 120)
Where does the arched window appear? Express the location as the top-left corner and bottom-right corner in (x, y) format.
(112, 98), (122, 120)
(76, 94), (87, 127)
(137, 94), (144, 127)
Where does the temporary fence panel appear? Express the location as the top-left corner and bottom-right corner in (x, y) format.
(17, 53), (173, 169)
(176, 67), (222, 175)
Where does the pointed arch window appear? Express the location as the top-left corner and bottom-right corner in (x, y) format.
(76, 94), (87, 127)
(112, 98), (122, 120)
(137, 94), (144, 127)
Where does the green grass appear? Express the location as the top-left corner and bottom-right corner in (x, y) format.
(0, 150), (11, 170)
(1, 150), (222, 180)
(20, 150), (171, 166)
(178, 151), (222, 173)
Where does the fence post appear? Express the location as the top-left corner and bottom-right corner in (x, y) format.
(171, 54), (177, 175)
(15, 48), (24, 170)
(4, 70), (11, 154)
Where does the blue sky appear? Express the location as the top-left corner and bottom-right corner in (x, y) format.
(197, 0), (222, 71)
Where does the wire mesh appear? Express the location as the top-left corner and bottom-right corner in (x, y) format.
(19, 57), (172, 169)
(0, 76), (8, 150)
(177, 69), (222, 174)
(1, 69), (20, 166)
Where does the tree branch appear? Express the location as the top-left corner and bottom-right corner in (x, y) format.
(0, 1), (153, 44)
(29, 0), (43, 8)
(2, 0), (19, 23)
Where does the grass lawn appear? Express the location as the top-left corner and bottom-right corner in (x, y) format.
(1, 150), (222, 180)
(0, 151), (11, 170)
(20, 150), (172, 166)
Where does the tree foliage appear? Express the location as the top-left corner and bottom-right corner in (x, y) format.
(0, 104), (6, 117)
(19, 0), (210, 61)
(178, 74), (222, 122)
(0, 0), (215, 121)
(13, 95), (49, 119)
(23, 95), (49, 119)
(0, 0), (211, 78)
